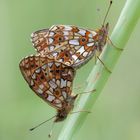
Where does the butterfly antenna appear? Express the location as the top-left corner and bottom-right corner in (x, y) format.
(102, 0), (113, 26)
(29, 115), (56, 131)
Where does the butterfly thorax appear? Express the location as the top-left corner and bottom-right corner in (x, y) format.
(95, 23), (109, 52)
(54, 94), (78, 122)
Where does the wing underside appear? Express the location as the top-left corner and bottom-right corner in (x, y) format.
(31, 25), (98, 68)
(19, 55), (75, 109)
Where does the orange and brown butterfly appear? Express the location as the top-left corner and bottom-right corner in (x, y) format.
(19, 54), (78, 123)
(31, 1), (113, 69)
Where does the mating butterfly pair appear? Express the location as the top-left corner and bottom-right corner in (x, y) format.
(19, 0), (113, 134)
(19, 22), (109, 124)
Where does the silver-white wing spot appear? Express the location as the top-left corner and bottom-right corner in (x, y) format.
(48, 62), (53, 67)
(62, 91), (67, 99)
(46, 90), (53, 95)
(49, 32), (55, 37)
(72, 55), (78, 61)
(83, 52), (88, 57)
(56, 103), (62, 108)
(49, 46), (55, 51)
(87, 42), (94, 47)
(49, 87), (53, 93)
(52, 78), (55, 82)
(64, 25), (72, 30)
(78, 29), (86, 36)
(31, 32), (35, 38)
(56, 80), (60, 86)
(39, 84), (44, 89)
(64, 36), (69, 40)
(32, 73), (36, 79)
(69, 40), (79, 45)
(61, 79), (67, 88)
(91, 31), (97, 36)
(52, 52), (58, 57)
(55, 62), (60, 67)
(30, 80), (34, 86)
(35, 68), (41, 74)
(47, 95), (55, 102)
(49, 81), (57, 89)
(77, 46), (85, 54)
(48, 38), (53, 44)
(88, 33), (93, 38)
(88, 38), (94, 42)
(37, 88), (43, 94)
(67, 81), (71, 87)
(59, 96), (64, 101)
(54, 99), (61, 104)
(42, 64), (47, 70)
(63, 31), (69, 35)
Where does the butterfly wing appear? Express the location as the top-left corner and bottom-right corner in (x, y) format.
(19, 55), (75, 110)
(31, 25), (98, 68)
(31, 29), (49, 52)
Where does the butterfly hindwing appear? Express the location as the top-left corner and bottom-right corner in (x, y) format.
(31, 29), (50, 52)
(19, 55), (75, 109)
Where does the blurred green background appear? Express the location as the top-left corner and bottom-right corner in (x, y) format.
(0, 0), (140, 140)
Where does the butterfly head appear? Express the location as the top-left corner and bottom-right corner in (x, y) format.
(54, 94), (78, 122)
(95, 22), (109, 52)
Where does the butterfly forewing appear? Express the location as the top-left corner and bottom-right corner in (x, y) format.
(19, 55), (75, 109)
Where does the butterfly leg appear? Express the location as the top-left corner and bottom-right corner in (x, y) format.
(70, 110), (91, 114)
(107, 37), (123, 51)
(77, 89), (96, 95)
(94, 54), (97, 64)
(96, 56), (112, 73)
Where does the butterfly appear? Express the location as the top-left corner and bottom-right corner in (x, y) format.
(19, 54), (78, 122)
(30, 1), (117, 71)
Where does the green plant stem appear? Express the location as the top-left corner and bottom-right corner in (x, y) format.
(57, 0), (140, 139)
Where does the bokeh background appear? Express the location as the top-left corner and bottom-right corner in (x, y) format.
(0, 0), (140, 140)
